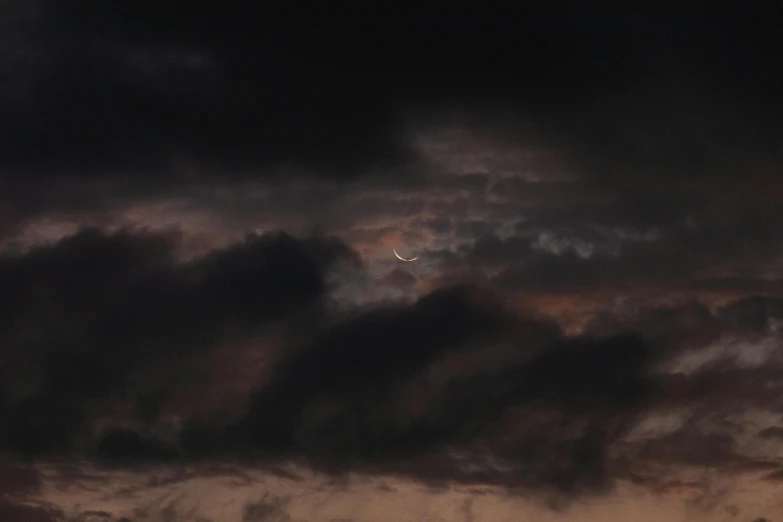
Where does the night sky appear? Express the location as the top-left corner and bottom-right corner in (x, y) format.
(1, 3), (783, 521)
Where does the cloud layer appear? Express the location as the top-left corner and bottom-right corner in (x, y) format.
(2, 2), (783, 520)
(1, 230), (782, 512)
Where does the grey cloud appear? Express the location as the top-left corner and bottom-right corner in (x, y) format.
(758, 427), (783, 440)
(379, 268), (417, 289)
(0, 501), (62, 522)
(464, 234), (533, 268)
(425, 217), (453, 235)
(718, 296), (783, 334)
(455, 220), (496, 239)
(487, 221), (783, 297)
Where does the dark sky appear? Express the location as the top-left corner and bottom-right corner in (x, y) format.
(1, 3), (783, 521)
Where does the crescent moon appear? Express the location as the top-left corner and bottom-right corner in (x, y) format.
(393, 247), (419, 262)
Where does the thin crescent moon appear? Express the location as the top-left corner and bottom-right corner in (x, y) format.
(393, 247), (419, 262)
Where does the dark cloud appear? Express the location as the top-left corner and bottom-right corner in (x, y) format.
(91, 428), (180, 465)
(583, 300), (723, 354)
(763, 469), (783, 482)
(222, 294), (783, 493)
(0, 230), (781, 501)
(0, 463), (41, 497)
(631, 428), (745, 468)
(455, 220), (495, 240)
(462, 234), (534, 269)
(424, 217), (453, 235)
(0, 501), (62, 522)
(232, 286), (526, 458)
(379, 268), (417, 289)
(0, 228), (358, 458)
(241, 495), (291, 522)
(70, 511), (119, 522)
(175, 287), (667, 495)
(2, 4), (418, 182)
(141, 292), (783, 496)
(758, 427), (783, 440)
(1, 5), (782, 512)
(431, 212), (752, 298)
(491, 251), (624, 294)
(718, 296), (783, 334)
(1, 2), (779, 193)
